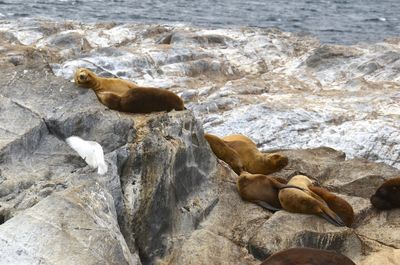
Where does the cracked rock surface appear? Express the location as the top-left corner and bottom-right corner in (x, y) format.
(1, 19), (400, 264)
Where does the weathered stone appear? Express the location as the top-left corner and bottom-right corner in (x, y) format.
(0, 182), (136, 265)
(360, 249), (400, 265)
(164, 229), (258, 265)
(356, 209), (400, 249)
(1, 20), (400, 265)
(118, 111), (220, 264)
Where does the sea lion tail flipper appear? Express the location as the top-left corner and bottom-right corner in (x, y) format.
(255, 200), (281, 212)
(205, 133), (244, 175)
(319, 207), (346, 227)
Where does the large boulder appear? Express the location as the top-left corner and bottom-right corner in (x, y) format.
(0, 182), (136, 265)
(0, 64), (224, 265)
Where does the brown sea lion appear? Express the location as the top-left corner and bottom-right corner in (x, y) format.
(222, 134), (288, 175)
(260, 247), (356, 265)
(74, 68), (185, 113)
(74, 68), (137, 95)
(370, 177), (400, 209)
(278, 175), (345, 226)
(237, 172), (304, 212)
(309, 186), (354, 227)
(204, 133), (244, 175)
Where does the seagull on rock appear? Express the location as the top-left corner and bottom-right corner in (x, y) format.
(66, 136), (108, 175)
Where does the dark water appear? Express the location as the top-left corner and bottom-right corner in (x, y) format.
(1, 0), (400, 44)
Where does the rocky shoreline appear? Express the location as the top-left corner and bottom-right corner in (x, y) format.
(1, 19), (400, 264)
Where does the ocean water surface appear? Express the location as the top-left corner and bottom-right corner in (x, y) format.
(1, 0), (400, 44)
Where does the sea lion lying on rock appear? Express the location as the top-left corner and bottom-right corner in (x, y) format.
(74, 68), (137, 95)
(260, 247), (356, 265)
(370, 177), (400, 210)
(222, 134), (288, 175)
(237, 172), (303, 212)
(278, 175), (346, 226)
(204, 133), (244, 174)
(309, 186), (354, 227)
(74, 68), (185, 113)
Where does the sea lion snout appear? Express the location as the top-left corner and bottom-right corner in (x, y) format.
(74, 68), (94, 88)
(79, 72), (88, 81)
(265, 153), (289, 170)
(76, 69), (90, 83)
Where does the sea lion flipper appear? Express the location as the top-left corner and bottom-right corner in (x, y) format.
(319, 208), (346, 227)
(205, 133), (244, 174)
(310, 185), (355, 227)
(308, 189), (330, 206)
(97, 91), (122, 110)
(255, 200), (281, 212)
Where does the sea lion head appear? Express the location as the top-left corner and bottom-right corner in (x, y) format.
(263, 153), (289, 172)
(370, 177), (400, 209)
(237, 171), (254, 185)
(370, 192), (393, 209)
(74, 68), (97, 88)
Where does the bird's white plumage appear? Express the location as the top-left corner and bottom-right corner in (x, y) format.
(66, 136), (108, 175)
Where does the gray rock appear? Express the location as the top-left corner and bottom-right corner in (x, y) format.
(1, 20), (400, 265)
(359, 249), (400, 265)
(118, 111), (219, 264)
(0, 182), (136, 265)
(305, 45), (362, 68)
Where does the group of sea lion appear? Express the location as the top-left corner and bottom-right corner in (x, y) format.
(204, 133), (353, 227)
(73, 68), (400, 265)
(204, 132), (400, 264)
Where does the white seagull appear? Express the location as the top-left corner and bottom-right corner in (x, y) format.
(66, 136), (108, 175)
